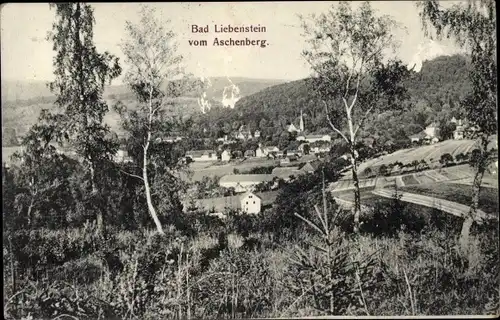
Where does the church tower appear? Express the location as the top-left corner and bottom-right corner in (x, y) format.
(299, 109), (305, 132)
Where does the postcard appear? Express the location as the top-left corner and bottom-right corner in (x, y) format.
(1, 1), (498, 318)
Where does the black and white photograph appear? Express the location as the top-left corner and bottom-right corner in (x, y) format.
(1, 1), (498, 318)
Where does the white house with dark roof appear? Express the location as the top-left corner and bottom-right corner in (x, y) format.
(219, 174), (275, 193)
(185, 150), (218, 161)
(240, 191), (261, 214)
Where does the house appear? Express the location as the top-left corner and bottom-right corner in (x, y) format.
(288, 123), (300, 133)
(185, 150), (218, 161)
(296, 134), (332, 143)
(223, 139), (237, 145)
(240, 192), (261, 214)
(183, 191), (279, 215)
(161, 136), (183, 143)
(409, 131), (426, 143)
(312, 145), (331, 154)
(235, 125), (253, 140)
(244, 150), (255, 158)
(286, 149), (302, 157)
(216, 135), (229, 143)
(300, 160), (321, 174)
(280, 157), (289, 165)
(114, 149), (132, 163)
(424, 122), (440, 140)
(221, 149), (231, 161)
(280, 156), (298, 166)
(256, 145), (279, 158)
(253, 130), (261, 138)
(298, 143), (309, 153)
(219, 174), (276, 193)
(430, 137), (440, 144)
(256, 146), (266, 158)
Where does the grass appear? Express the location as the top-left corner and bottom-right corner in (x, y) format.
(401, 183), (499, 216)
(401, 175), (419, 186)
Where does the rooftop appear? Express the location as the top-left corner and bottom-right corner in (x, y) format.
(219, 174), (275, 184)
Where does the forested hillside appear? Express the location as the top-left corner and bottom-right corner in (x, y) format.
(192, 54), (472, 147)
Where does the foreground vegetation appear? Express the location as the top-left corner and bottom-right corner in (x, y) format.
(3, 193), (499, 319)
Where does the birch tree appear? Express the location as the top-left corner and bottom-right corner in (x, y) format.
(118, 5), (190, 234)
(301, 1), (411, 233)
(47, 3), (122, 234)
(417, 0), (497, 255)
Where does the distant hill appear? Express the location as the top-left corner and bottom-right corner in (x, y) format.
(1, 77), (284, 103)
(1, 77), (285, 137)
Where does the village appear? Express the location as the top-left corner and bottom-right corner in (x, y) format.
(107, 110), (486, 217)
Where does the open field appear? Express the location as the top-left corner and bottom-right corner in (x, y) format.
(399, 183), (499, 216)
(342, 136), (498, 180)
(186, 156), (316, 182)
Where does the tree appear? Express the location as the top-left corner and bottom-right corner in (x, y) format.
(47, 3), (122, 234)
(439, 153), (454, 167)
(363, 167), (373, 177)
(378, 164), (389, 177)
(303, 144), (311, 155)
(301, 1), (411, 233)
(7, 123), (76, 229)
(418, 0), (497, 255)
(117, 5), (191, 234)
(411, 160), (420, 172)
(439, 120), (457, 140)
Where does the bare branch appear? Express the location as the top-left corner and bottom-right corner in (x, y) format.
(324, 100), (350, 144)
(354, 104), (375, 137)
(119, 168), (144, 181)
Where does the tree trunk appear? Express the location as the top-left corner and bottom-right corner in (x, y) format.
(143, 135), (165, 235)
(459, 216), (474, 256)
(460, 135), (488, 255)
(90, 164), (105, 235)
(350, 149), (361, 233)
(27, 194), (35, 226)
(345, 104), (361, 233)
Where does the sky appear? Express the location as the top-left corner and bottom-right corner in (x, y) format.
(1, 2), (464, 84)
